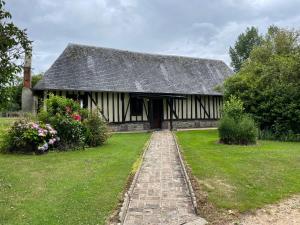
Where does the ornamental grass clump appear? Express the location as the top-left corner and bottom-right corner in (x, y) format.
(3, 120), (59, 154)
(218, 96), (258, 145)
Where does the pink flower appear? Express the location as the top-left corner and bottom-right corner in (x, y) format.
(38, 128), (46, 137)
(65, 106), (72, 114)
(28, 122), (40, 130)
(49, 138), (56, 145)
(72, 114), (81, 121)
(38, 132), (45, 137)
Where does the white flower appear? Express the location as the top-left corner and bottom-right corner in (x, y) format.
(38, 146), (45, 151)
(43, 143), (48, 149)
(48, 139), (56, 145)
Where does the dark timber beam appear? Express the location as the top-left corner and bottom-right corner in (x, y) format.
(169, 97), (173, 130)
(195, 95), (210, 118)
(143, 100), (149, 121)
(117, 93), (120, 122)
(208, 96), (211, 118)
(129, 97), (132, 122)
(112, 93), (115, 122)
(167, 98), (179, 120)
(121, 93), (125, 122)
(106, 93), (109, 121)
(87, 92), (108, 122)
(130, 92), (186, 99)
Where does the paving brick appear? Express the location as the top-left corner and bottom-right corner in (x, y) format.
(123, 131), (207, 225)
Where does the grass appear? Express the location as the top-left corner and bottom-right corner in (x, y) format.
(176, 129), (300, 212)
(0, 117), (151, 225)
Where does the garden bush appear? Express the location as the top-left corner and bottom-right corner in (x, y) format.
(83, 111), (110, 147)
(218, 96), (258, 145)
(3, 95), (109, 154)
(39, 94), (88, 121)
(224, 26), (300, 141)
(38, 94), (108, 150)
(38, 94), (87, 150)
(3, 119), (58, 154)
(46, 113), (86, 150)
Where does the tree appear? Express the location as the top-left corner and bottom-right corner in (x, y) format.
(2, 76), (22, 112)
(0, 0), (32, 110)
(32, 73), (43, 87)
(229, 27), (262, 72)
(224, 26), (300, 139)
(1, 73), (43, 112)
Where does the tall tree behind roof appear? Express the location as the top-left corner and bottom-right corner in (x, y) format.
(229, 26), (262, 72)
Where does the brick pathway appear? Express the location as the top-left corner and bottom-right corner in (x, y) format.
(123, 131), (206, 225)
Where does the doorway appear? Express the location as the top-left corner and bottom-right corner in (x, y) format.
(150, 98), (163, 129)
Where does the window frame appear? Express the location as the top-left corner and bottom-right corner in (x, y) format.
(130, 97), (143, 116)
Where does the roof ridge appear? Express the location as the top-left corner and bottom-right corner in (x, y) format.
(67, 42), (225, 63)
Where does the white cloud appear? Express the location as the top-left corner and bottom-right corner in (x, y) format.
(6, 0), (300, 72)
(160, 14), (300, 67)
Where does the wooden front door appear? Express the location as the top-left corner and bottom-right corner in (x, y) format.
(150, 99), (163, 129)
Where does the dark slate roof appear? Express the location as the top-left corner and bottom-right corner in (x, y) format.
(34, 43), (233, 95)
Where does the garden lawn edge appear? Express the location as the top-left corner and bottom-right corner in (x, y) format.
(174, 132), (239, 225)
(107, 132), (153, 225)
(172, 132), (198, 213)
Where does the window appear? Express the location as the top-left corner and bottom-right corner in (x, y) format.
(130, 97), (143, 116)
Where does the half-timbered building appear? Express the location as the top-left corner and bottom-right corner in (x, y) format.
(31, 43), (232, 131)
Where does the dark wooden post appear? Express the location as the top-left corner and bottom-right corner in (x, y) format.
(121, 93), (125, 122)
(169, 97), (173, 130)
(149, 99), (153, 129)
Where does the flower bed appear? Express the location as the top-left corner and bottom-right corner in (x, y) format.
(5, 120), (59, 154)
(2, 94), (109, 154)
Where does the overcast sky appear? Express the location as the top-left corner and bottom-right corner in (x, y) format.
(6, 0), (300, 74)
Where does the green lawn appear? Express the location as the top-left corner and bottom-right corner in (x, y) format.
(0, 122), (150, 225)
(176, 129), (300, 212)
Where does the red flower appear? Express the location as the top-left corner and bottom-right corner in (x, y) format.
(72, 114), (81, 121)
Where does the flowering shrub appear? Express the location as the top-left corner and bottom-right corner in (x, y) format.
(4, 120), (59, 154)
(41, 94), (88, 121)
(38, 94), (89, 150)
(3, 95), (109, 154)
(72, 113), (81, 121)
(48, 113), (86, 150)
